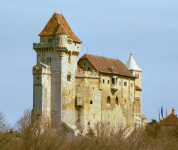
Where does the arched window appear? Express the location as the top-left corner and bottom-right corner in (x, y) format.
(115, 97), (118, 105)
(67, 72), (71, 81)
(107, 96), (111, 104)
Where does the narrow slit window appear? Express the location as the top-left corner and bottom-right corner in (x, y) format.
(67, 72), (71, 81)
(108, 80), (110, 84)
(90, 100), (93, 104)
(88, 67), (90, 71)
(103, 79), (105, 83)
(107, 96), (111, 104)
(112, 78), (115, 84)
(115, 97), (118, 105)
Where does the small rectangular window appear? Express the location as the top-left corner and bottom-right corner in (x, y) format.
(108, 80), (110, 84)
(124, 82), (127, 86)
(103, 79), (105, 83)
(47, 57), (51, 63)
(88, 67), (90, 71)
(131, 83), (133, 87)
(37, 77), (39, 80)
(112, 78), (115, 84)
(48, 39), (52, 42)
(135, 74), (139, 78)
(90, 100), (93, 104)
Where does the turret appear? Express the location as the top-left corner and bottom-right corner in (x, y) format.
(126, 53), (142, 126)
(126, 53), (142, 88)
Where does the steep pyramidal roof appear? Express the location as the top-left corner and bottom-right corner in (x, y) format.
(126, 54), (142, 71)
(78, 54), (135, 77)
(38, 13), (82, 43)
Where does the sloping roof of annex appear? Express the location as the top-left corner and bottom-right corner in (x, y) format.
(78, 54), (136, 78)
(38, 13), (82, 43)
(159, 113), (178, 126)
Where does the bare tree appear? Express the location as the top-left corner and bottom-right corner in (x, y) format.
(0, 111), (7, 132)
(15, 109), (31, 134)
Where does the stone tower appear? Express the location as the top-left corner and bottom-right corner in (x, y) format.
(126, 54), (142, 125)
(32, 13), (82, 129)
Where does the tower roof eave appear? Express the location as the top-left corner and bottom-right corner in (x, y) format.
(126, 54), (142, 71)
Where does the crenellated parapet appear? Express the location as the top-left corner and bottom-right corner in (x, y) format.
(75, 69), (99, 79)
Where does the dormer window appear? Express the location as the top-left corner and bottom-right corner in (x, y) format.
(48, 39), (52, 42)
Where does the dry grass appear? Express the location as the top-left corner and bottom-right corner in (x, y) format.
(1, 110), (178, 150)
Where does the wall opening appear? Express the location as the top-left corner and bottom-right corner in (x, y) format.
(90, 100), (93, 104)
(107, 96), (111, 104)
(108, 80), (110, 84)
(47, 57), (51, 63)
(115, 97), (118, 105)
(103, 79), (105, 83)
(48, 39), (52, 42)
(68, 56), (71, 64)
(131, 83), (133, 87)
(88, 67), (90, 71)
(124, 100), (126, 106)
(124, 82), (127, 86)
(112, 78), (115, 84)
(67, 72), (71, 81)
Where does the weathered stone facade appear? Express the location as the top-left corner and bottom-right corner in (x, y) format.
(31, 13), (147, 134)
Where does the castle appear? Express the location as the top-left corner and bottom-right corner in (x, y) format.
(32, 13), (147, 134)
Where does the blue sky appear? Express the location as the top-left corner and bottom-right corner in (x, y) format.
(1, 0), (178, 125)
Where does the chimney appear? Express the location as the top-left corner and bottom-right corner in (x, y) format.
(172, 108), (175, 115)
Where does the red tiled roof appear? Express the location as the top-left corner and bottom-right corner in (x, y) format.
(135, 85), (142, 91)
(38, 13), (82, 43)
(159, 113), (178, 126)
(78, 54), (135, 77)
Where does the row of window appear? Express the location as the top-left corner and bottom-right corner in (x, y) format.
(103, 79), (133, 87)
(48, 38), (77, 45)
(89, 97), (119, 105)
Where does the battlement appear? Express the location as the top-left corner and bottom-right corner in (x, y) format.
(75, 69), (99, 78)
